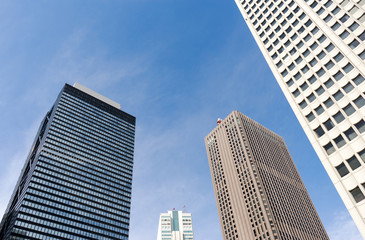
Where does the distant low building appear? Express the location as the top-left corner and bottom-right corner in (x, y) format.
(157, 210), (194, 240)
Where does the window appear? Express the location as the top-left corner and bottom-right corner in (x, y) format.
(299, 13), (306, 20)
(310, 1), (318, 8)
(317, 68), (325, 77)
(314, 126), (325, 137)
(290, 48), (297, 55)
(324, 14), (333, 23)
(360, 50), (365, 60)
(281, 69), (288, 77)
(324, 142), (335, 155)
(278, 47), (284, 53)
(295, 56), (303, 64)
(353, 74), (365, 85)
(333, 111), (345, 123)
(324, 98), (334, 108)
(305, 19), (312, 27)
(309, 75), (317, 84)
(340, 0), (349, 7)
(316, 86), (325, 95)
(359, 149), (365, 163)
(334, 53), (344, 62)
(289, 63), (295, 71)
(336, 163), (349, 177)
(343, 104), (356, 116)
(286, 79), (294, 87)
(304, 34), (311, 42)
(349, 39), (360, 49)
(355, 120), (365, 133)
(349, 22), (359, 31)
(315, 105), (325, 115)
(332, 7), (340, 15)
(359, 32), (365, 41)
(311, 27), (319, 35)
(325, 79), (334, 88)
(334, 71), (344, 81)
(298, 27), (305, 34)
(334, 90), (344, 100)
(324, 119), (335, 130)
(340, 30), (349, 39)
(317, 7), (325, 15)
(290, 33), (298, 43)
(310, 42), (319, 50)
(325, 60), (334, 70)
(284, 40), (290, 47)
(306, 112), (315, 122)
(326, 43), (334, 52)
(318, 34), (327, 43)
(308, 93), (316, 102)
(347, 156), (361, 170)
(318, 51), (326, 59)
(299, 100), (307, 109)
(310, 58), (318, 67)
(334, 135), (346, 148)
(276, 60), (282, 67)
(344, 128), (358, 141)
(303, 49), (310, 57)
(354, 96), (365, 108)
(325, 0), (333, 7)
(331, 22), (340, 31)
(350, 187), (365, 203)
(294, 72), (302, 80)
(343, 83), (354, 93)
(340, 14), (350, 23)
(293, 89), (300, 97)
(302, 66), (309, 74)
(300, 82), (308, 91)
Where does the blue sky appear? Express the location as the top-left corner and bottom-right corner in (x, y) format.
(0, 1), (362, 239)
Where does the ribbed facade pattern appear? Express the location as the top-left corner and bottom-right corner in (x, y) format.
(233, 0), (365, 236)
(0, 84), (135, 240)
(205, 111), (329, 240)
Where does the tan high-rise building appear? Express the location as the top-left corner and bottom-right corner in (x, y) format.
(205, 111), (329, 240)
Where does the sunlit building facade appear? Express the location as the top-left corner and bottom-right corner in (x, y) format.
(233, 0), (365, 236)
(205, 111), (329, 240)
(0, 83), (136, 239)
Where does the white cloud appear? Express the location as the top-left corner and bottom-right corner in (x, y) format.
(327, 210), (363, 240)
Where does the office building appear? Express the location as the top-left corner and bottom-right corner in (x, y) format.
(205, 111), (329, 240)
(0, 83), (136, 239)
(233, 0), (365, 236)
(157, 210), (194, 240)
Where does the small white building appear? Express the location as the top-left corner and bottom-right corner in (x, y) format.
(157, 210), (194, 240)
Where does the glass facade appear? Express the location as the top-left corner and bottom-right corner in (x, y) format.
(0, 84), (136, 240)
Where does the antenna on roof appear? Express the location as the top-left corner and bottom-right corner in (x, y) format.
(183, 205), (186, 213)
(217, 118), (222, 125)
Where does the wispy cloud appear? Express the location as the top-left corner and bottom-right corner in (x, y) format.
(327, 210), (362, 240)
(0, 119), (41, 217)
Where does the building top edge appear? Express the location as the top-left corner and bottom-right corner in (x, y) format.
(73, 83), (121, 109)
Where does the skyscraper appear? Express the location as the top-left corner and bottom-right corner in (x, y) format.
(205, 111), (329, 240)
(157, 210), (194, 240)
(233, 0), (365, 236)
(0, 83), (136, 239)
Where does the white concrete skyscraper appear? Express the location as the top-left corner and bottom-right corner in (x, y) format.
(233, 0), (365, 236)
(157, 210), (194, 240)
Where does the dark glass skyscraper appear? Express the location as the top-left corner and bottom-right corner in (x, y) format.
(0, 83), (136, 240)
